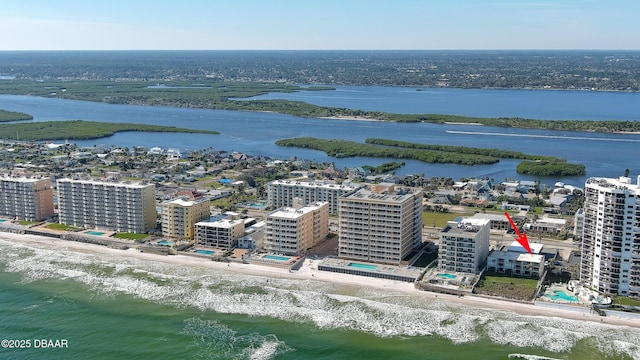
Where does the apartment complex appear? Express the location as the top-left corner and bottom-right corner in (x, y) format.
(195, 218), (245, 250)
(439, 217), (490, 274)
(338, 184), (422, 265)
(487, 241), (545, 279)
(266, 180), (360, 214)
(580, 176), (640, 298)
(161, 191), (210, 240)
(0, 177), (55, 221)
(57, 179), (156, 233)
(264, 202), (329, 255)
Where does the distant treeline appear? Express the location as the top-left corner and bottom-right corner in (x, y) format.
(2, 50), (640, 91)
(275, 137), (586, 176)
(0, 120), (219, 141)
(0, 109), (33, 122)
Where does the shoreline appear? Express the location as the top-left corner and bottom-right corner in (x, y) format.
(1, 231), (639, 330)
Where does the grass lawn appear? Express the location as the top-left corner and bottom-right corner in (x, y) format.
(474, 272), (540, 301)
(613, 296), (640, 307)
(46, 223), (80, 231)
(17, 220), (41, 226)
(422, 211), (475, 228)
(113, 233), (149, 241)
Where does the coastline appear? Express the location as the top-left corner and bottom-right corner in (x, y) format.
(319, 115), (384, 122)
(1, 231), (638, 330)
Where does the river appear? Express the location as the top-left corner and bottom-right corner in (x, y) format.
(0, 87), (639, 187)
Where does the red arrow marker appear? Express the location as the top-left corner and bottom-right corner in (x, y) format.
(504, 211), (532, 255)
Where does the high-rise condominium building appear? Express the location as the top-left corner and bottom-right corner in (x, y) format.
(439, 217), (491, 274)
(580, 176), (640, 298)
(338, 184), (422, 265)
(266, 180), (361, 214)
(161, 191), (210, 240)
(57, 179), (156, 233)
(0, 177), (54, 221)
(264, 201), (329, 255)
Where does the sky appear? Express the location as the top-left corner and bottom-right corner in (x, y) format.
(1, 0), (638, 50)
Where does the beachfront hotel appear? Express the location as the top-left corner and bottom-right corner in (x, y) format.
(264, 201), (329, 255)
(580, 176), (640, 298)
(438, 217), (490, 274)
(338, 184), (423, 265)
(57, 179), (156, 233)
(161, 191), (211, 240)
(195, 218), (245, 250)
(266, 180), (361, 214)
(0, 177), (55, 221)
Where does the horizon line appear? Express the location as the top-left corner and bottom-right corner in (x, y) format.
(1, 48), (640, 52)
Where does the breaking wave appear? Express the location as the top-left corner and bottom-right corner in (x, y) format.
(1, 238), (639, 358)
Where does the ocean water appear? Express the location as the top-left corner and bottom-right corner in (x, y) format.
(0, 238), (638, 360)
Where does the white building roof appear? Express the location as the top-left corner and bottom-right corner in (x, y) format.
(508, 240), (543, 254)
(196, 218), (244, 229)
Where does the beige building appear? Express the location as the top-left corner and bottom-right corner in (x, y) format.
(338, 184), (423, 265)
(264, 201), (329, 255)
(57, 179), (156, 233)
(581, 176), (640, 298)
(195, 218), (245, 250)
(0, 177), (54, 221)
(161, 192), (210, 240)
(439, 217), (490, 274)
(267, 180), (361, 214)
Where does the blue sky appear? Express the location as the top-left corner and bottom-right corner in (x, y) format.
(1, 0), (638, 50)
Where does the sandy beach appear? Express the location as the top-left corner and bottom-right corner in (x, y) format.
(2, 231), (639, 330)
(319, 115), (384, 122)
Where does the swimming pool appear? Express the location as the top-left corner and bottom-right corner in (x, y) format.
(86, 231), (105, 236)
(348, 263), (378, 270)
(263, 255), (293, 262)
(545, 290), (578, 302)
(0, 219), (6, 222)
(437, 273), (457, 279)
(195, 250), (214, 255)
(157, 240), (174, 246)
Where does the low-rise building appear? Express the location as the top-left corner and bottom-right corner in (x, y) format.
(470, 213), (511, 231)
(195, 218), (246, 250)
(524, 217), (566, 236)
(487, 251), (545, 279)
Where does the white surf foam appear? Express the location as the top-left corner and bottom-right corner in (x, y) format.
(1, 239), (639, 358)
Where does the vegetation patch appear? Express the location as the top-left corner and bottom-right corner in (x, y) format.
(46, 223), (80, 231)
(0, 109), (33, 122)
(0, 120), (219, 141)
(113, 232), (149, 241)
(275, 137), (499, 165)
(613, 296), (640, 307)
(276, 137), (586, 173)
(423, 211), (474, 228)
(474, 272), (539, 301)
(516, 160), (586, 176)
(17, 220), (41, 226)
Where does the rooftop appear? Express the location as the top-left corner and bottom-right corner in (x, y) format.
(267, 202), (328, 219)
(508, 240), (543, 254)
